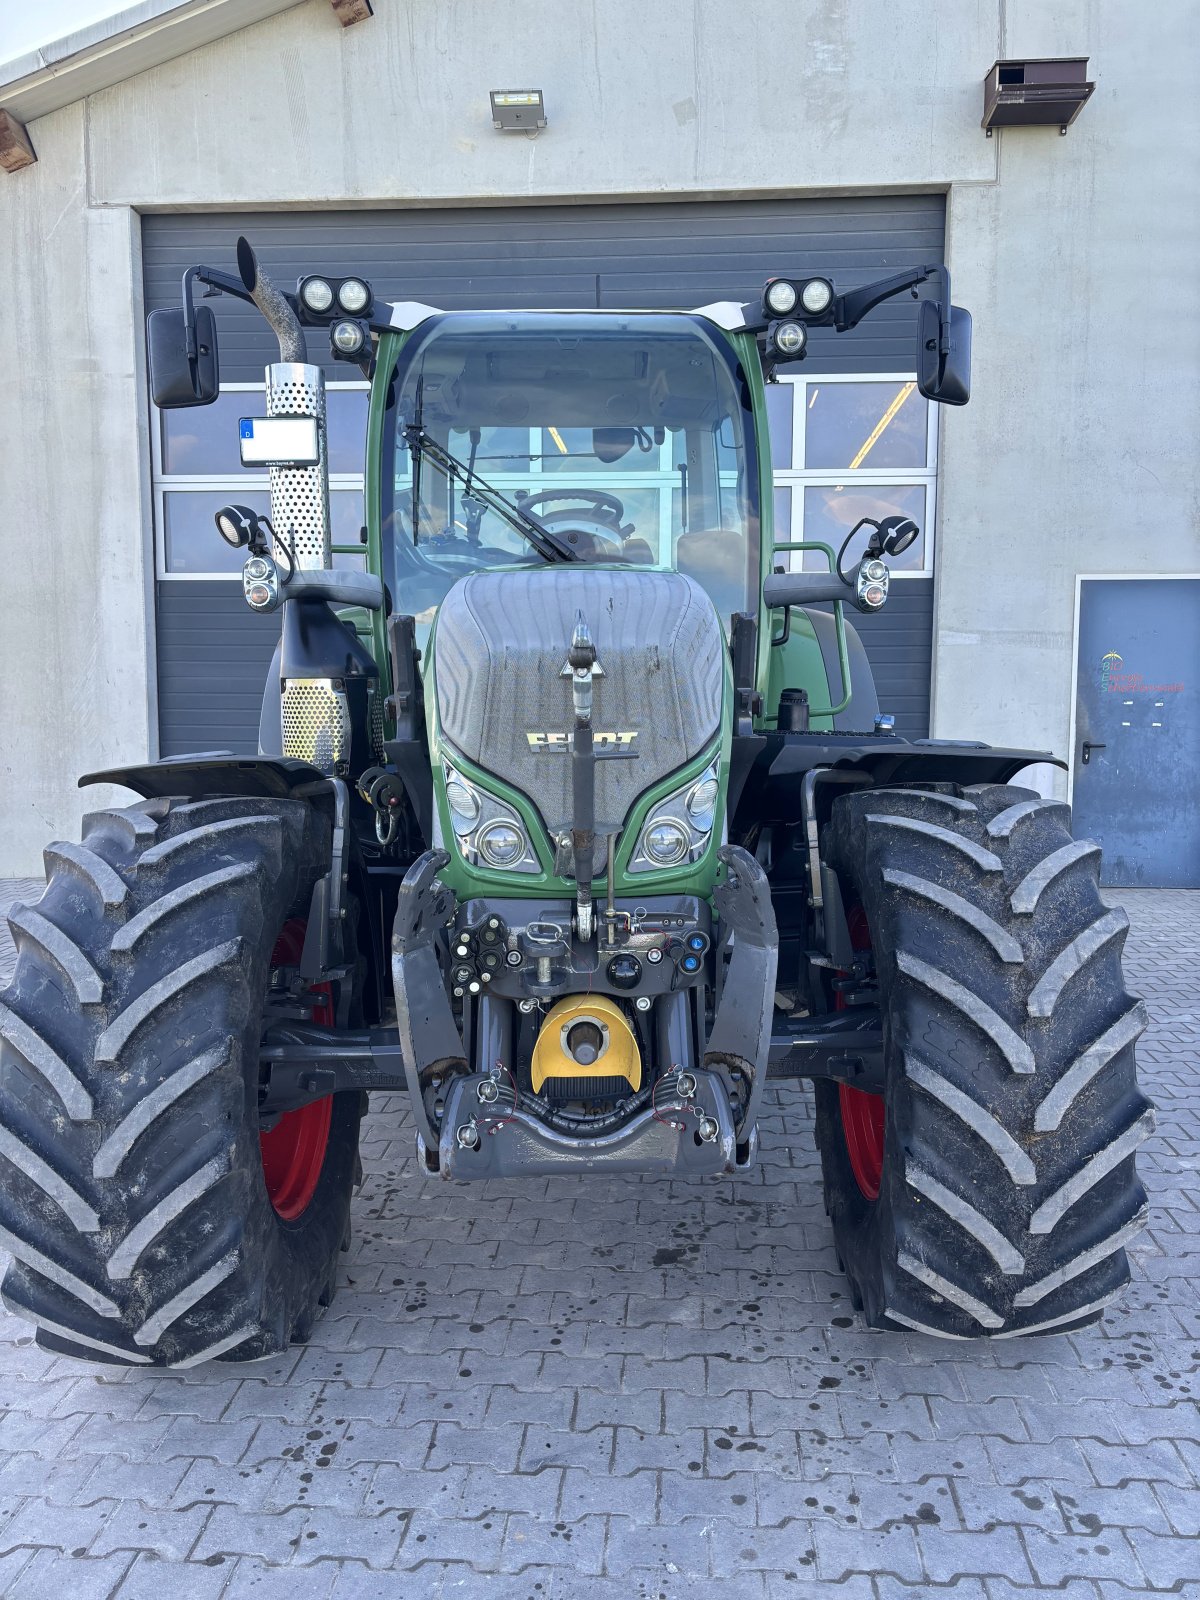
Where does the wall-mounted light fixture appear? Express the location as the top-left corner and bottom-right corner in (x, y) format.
(490, 90), (547, 132)
(982, 58), (1094, 135)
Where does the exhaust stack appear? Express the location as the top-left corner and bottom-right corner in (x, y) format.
(236, 235), (331, 573)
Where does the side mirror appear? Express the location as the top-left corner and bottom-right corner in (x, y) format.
(147, 303), (219, 408)
(917, 299), (971, 407)
(147, 268), (220, 408)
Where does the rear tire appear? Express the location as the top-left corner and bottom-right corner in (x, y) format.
(816, 783), (1153, 1339)
(0, 795), (363, 1366)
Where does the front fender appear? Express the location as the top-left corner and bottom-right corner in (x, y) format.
(80, 755), (328, 800)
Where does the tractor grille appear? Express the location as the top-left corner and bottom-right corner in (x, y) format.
(281, 678), (350, 773)
(370, 683), (385, 762)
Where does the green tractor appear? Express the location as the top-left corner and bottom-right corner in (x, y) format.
(0, 240), (1152, 1365)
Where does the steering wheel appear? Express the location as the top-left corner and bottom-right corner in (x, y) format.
(514, 488), (632, 552)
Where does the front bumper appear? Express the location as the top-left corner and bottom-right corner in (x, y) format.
(391, 844), (778, 1177)
(426, 1067), (741, 1179)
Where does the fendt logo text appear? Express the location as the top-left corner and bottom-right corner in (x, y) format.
(526, 731), (639, 751)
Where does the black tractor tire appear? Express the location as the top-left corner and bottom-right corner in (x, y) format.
(0, 795), (363, 1367)
(815, 782), (1153, 1339)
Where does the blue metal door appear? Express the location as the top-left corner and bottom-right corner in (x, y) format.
(1073, 577), (1200, 887)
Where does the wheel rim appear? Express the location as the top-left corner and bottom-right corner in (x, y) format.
(836, 903), (885, 1201)
(838, 1082), (885, 1200)
(260, 919), (333, 1221)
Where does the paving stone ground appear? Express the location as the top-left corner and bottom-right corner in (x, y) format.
(0, 877), (1197, 1598)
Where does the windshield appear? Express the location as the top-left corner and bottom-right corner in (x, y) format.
(382, 312), (760, 634)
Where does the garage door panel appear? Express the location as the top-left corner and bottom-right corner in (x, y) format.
(144, 196), (943, 756)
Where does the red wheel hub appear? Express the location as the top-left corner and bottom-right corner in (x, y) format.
(260, 920), (333, 1221)
(836, 904), (885, 1201)
(838, 1083), (886, 1201)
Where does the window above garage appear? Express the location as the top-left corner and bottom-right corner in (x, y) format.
(767, 374), (938, 577)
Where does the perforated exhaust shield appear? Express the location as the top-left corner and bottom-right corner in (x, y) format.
(266, 362), (330, 571)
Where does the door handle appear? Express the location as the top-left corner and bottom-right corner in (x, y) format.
(1081, 741), (1107, 765)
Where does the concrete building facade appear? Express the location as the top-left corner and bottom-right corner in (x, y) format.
(0, 0), (1197, 879)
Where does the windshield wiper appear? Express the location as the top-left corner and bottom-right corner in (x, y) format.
(401, 425), (583, 564)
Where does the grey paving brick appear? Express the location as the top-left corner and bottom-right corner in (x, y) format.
(191, 1505), (308, 1564)
(812, 1519), (923, 1583)
(1022, 1525), (1151, 1587)
(113, 1552), (230, 1599)
(6, 1548), (133, 1599)
(500, 1510), (607, 1573)
(218, 1556), (337, 1598)
(0, 884), (1195, 1595)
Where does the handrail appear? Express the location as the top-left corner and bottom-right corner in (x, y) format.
(770, 540), (851, 718)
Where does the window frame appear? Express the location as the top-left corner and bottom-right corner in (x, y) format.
(151, 379), (371, 581)
(768, 371), (939, 579)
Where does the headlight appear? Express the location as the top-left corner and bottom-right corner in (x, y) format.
(643, 820), (689, 866)
(332, 319), (365, 354)
(440, 762), (540, 873)
(764, 279), (798, 316)
(446, 780), (480, 829)
(686, 778), (719, 828)
(478, 821), (525, 867)
(801, 277), (834, 314)
(301, 277), (334, 313)
(337, 278), (370, 313)
(772, 321), (806, 357)
(630, 757), (721, 873)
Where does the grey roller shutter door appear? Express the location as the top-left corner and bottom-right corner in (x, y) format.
(143, 195), (944, 754)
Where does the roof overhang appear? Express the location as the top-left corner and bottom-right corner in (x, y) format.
(0, 0), (315, 125)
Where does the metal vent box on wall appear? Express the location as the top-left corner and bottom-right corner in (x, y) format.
(982, 58), (1094, 134)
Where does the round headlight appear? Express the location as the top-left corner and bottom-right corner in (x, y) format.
(215, 510), (249, 548)
(332, 319), (365, 354)
(686, 778), (719, 826)
(764, 279), (798, 316)
(478, 820), (525, 867)
(801, 278), (833, 314)
(301, 277), (334, 313)
(644, 819), (689, 866)
(337, 278), (370, 314)
(445, 780), (480, 830)
(773, 321), (806, 357)
(864, 559), (887, 581)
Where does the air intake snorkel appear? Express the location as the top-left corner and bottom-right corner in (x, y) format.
(565, 613), (602, 942)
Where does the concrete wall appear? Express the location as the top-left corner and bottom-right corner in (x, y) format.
(1, 0), (1197, 869)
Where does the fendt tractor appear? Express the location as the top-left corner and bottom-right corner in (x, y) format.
(0, 239), (1153, 1366)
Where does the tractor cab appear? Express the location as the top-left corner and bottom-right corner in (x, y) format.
(378, 310), (762, 637)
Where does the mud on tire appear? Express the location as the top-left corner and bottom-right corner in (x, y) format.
(816, 783), (1154, 1339)
(0, 796), (363, 1366)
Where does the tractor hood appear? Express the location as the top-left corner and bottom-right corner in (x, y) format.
(430, 567), (725, 836)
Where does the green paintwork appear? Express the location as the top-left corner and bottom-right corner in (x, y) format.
(421, 598), (734, 901)
(357, 316), (850, 894)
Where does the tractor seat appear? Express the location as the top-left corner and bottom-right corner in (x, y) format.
(620, 537), (655, 564)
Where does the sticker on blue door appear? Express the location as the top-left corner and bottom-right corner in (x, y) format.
(1073, 578), (1199, 887)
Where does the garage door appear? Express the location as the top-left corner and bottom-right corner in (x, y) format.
(142, 196), (945, 755)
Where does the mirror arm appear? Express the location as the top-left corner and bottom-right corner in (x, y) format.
(191, 264), (303, 316)
(834, 263), (947, 333)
